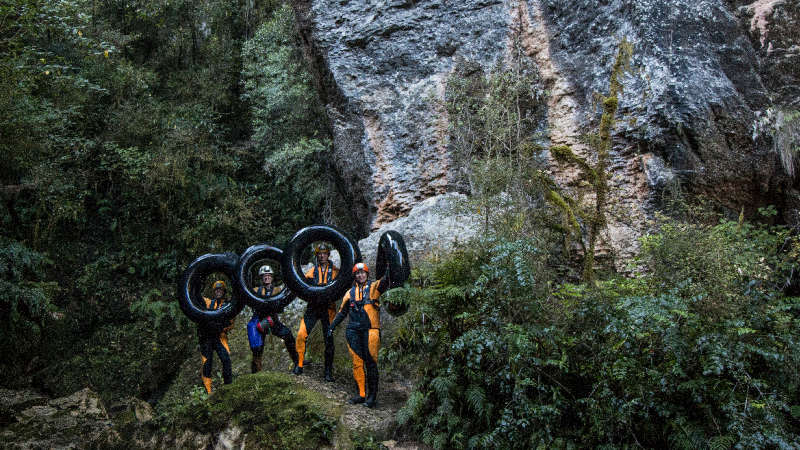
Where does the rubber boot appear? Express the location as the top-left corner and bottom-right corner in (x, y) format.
(324, 340), (335, 382)
(202, 376), (212, 394)
(292, 365), (303, 375)
(365, 368), (378, 408)
(251, 348), (263, 374)
(251, 357), (262, 374)
(348, 396), (365, 404)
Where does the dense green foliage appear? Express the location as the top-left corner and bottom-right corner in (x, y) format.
(386, 213), (799, 448)
(0, 0), (346, 400)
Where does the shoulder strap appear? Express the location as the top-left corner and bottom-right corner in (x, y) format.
(363, 281), (375, 305)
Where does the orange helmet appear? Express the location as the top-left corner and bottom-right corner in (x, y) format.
(352, 262), (369, 274)
(213, 280), (226, 290)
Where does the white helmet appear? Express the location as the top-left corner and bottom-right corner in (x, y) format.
(258, 265), (274, 276)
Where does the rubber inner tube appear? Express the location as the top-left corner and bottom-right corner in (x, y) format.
(236, 243), (296, 314)
(282, 224), (360, 303)
(375, 230), (411, 288)
(177, 252), (244, 326)
(386, 299), (409, 317)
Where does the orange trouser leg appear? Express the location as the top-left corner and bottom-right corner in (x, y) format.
(219, 332), (231, 353)
(368, 329), (380, 363)
(200, 354), (212, 394)
(296, 319), (309, 367)
(348, 343), (366, 397)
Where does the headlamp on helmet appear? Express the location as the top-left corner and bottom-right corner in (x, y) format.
(314, 243), (331, 255)
(352, 262), (369, 274)
(213, 280), (226, 290)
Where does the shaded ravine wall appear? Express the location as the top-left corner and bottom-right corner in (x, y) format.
(291, 0), (800, 257)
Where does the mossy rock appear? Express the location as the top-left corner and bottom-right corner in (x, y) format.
(0, 388), (120, 449)
(167, 371), (340, 448)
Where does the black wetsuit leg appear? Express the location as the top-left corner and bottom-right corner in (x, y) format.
(213, 336), (232, 384)
(269, 316), (298, 366)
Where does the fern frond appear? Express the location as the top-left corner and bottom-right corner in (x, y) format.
(466, 385), (487, 417)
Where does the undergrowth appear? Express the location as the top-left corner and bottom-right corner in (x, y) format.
(385, 213), (800, 448)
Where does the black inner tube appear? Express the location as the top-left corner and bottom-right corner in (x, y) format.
(281, 224), (361, 304)
(376, 230), (411, 288)
(178, 252), (244, 326)
(236, 243), (296, 315)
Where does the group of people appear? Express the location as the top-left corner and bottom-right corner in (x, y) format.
(198, 244), (388, 408)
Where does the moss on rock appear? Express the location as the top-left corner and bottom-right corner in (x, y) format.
(165, 371), (340, 449)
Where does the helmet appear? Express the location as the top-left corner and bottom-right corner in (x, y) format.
(213, 280), (226, 290)
(352, 262), (369, 274)
(258, 265), (274, 276)
(314, 243), (332, 255)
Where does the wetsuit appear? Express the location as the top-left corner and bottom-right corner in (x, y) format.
(247, 284), (299, 373)
(295, 262), (338, 379)
(330, 278), (389, 406)
(199, 296), (234, 394)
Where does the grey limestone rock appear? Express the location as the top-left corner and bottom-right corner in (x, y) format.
(0, 388), (119, 449)
(293, 0), (800, 258)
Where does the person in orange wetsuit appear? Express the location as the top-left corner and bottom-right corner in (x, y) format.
(198, 280), (235, 394)
(328, 262), (389, 408)
(293, 244), (339, 381)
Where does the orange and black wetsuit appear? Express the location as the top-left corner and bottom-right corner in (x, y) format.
(198, 296), (234, 394)
(295, 263), (338, 379)
(249, 284), (298, 373)
(330, 278), (389, 406)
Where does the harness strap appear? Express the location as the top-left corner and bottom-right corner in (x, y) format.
(349, 281), (374, 310)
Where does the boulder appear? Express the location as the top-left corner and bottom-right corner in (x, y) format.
(358, 192), (480, 270)
(0, 388), (119, 449)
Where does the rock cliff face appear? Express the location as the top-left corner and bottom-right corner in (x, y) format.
(292, 0), (799, 256)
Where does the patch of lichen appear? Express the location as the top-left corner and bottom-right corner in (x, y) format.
(164, 370), (340, 449)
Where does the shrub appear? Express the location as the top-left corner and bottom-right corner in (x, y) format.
(389, 217), (800, 448)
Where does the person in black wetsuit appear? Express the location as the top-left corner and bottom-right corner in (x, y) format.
(328, 262), (389, 408)
(247, 265), (299, 373)
(198, 280), (234, 394)
(293, 244), (339, 381)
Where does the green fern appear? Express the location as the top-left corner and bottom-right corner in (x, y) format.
(397, 391), (425, 425)
(709, 435), (735, 450)
(431, 375), (456, 399)
(465, 385), (487, 418)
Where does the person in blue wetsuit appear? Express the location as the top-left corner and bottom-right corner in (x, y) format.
(247, 265), (299, 373)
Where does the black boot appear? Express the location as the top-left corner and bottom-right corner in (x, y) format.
(251, 347), (263, 374)
(348, 396), (365, 404)
(292, 365), (303, 375)
(324, 364), (334, 382)
(365, 367), (378, 408)
(324, 339), (335, 382)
